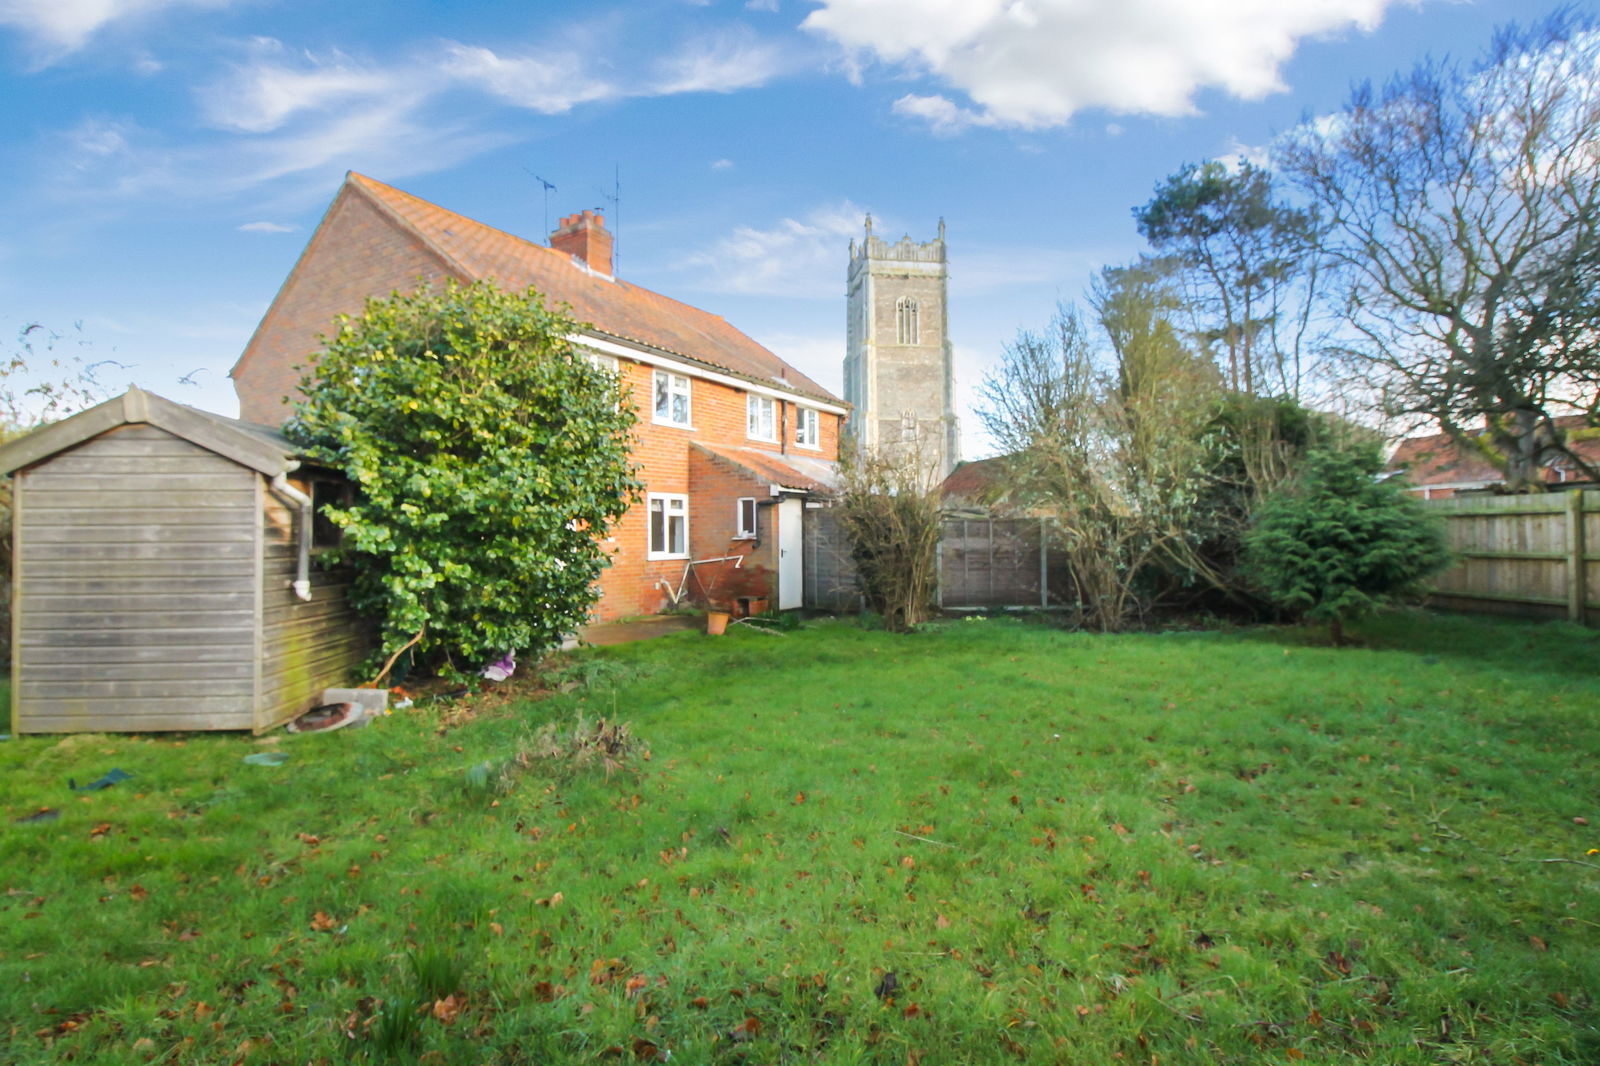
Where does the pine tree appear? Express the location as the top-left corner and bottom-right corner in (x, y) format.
(1243, 446), (1449, 644)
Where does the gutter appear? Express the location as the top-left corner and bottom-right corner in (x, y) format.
(268, 470), (314, 601)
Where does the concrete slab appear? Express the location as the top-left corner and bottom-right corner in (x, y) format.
(577, 615), (701, 646)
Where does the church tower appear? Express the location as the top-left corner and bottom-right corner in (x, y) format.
(843, 217), (958, 482)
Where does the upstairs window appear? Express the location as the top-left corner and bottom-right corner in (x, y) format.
(795, 407), (820, 448)
(896, 296), (920, 345)
(653, 370), (691, 426)
(648, 494), (688, 558)
(746, 394), (776, 441)
(736, 497), (758, 539)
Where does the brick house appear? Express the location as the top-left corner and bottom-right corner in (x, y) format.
(1388, 421), (1600, 498)
(232, 172), (846, 621)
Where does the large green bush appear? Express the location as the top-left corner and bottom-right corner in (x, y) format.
(1243, 444), (1449, 643)
(286, 280), (639, 678)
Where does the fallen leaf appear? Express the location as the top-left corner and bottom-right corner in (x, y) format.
(309, 912), (338, 933)
(1530, 935), (1548, 952)
(935, 914), (950, 930)
(689, 997), (709, 1010)
(432, 994), (463, 1024)
(631, 1037), (664, 1061)
(129, 884), (149, 902)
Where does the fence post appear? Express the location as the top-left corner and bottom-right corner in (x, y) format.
(1567, 489), (1586, 624)
(1038, 517), (1048, 607)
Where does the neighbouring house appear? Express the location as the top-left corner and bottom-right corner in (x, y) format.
(0, 388), (370, 734)
(1388, 421), (1600, 498)
(232, 172), (847, 620)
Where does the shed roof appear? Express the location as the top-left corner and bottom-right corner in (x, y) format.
(340, 173), (842, 406)
(0, 388), (300, 476)
(692, 442), (839, 494)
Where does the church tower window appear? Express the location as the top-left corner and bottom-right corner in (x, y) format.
(896, 296), (920, 345)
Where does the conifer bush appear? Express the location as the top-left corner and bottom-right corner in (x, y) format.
(1243, 445), (1449, 644)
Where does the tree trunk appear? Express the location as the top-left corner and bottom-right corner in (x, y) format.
(1329, 615), (1345, 647)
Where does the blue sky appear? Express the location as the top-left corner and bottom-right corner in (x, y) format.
(0, 0), (1577, 456)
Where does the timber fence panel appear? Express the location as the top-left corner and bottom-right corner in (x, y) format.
(1423, 490), (1598, 624)
(802, 507), (862, 612)
(938, 517), (1052, 609)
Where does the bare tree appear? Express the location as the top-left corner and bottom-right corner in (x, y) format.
(835, 444), (943, 632)
(1278, 10), (1600, 490)
(975, 303), (1220, 630)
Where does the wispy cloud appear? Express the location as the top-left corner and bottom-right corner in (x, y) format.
(649, 27), (786, 94)
(0, 0), (240, 66)
(806, 0), (1415, 130)
(237, 220), (296, 233)
(44, 25), (802, 208)
(680, 202), (866, 298)
(440, 42), (617, 113)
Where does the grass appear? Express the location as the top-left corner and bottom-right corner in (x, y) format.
(1, 611), (1598, 1064)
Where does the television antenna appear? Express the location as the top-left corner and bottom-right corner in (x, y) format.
(523, 168), (557, 238)
(595, 164), (620, 275)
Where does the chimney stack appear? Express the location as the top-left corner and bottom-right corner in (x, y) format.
(550, 210), (613, 276)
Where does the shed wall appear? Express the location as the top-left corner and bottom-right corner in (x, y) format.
(257, 484), (372, 729)
(13, 425), (258, 732)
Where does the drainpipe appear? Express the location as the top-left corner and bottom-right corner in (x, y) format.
(268, 470), (314, 602)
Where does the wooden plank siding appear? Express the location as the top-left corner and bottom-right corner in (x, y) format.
(14, 425), (259, 732)
(255, 485), (372, 731)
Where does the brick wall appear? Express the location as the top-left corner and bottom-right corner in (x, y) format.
(232, 189), (457, 423)
(588, 362), (840, 620)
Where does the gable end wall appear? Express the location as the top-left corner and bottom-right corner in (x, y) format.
(233, 188), (460, 423)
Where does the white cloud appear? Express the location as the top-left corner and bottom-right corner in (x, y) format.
(237, 220), (296, 233)
(682, 202), (867, 298)
(892, 93), (990, 135)
(439, 42), (616, 113)
(0, 0), (237, 64)
(711, 158), (734, 169)
(200, 43), (411, 133)
(46, 26), (799, 207)
(805, 0), (1413, 129)
(1221, 136), (1271, 169)
(746, 0), (779, 10)
(648, 28), (786, 94)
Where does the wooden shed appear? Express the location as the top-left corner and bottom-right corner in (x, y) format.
(0, 388), (371, 733)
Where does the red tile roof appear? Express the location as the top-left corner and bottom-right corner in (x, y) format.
(346, 173), (840, 405)
(1389, 420), (1600, 489)
(692, 442), (838, 493)
(940, 455), (1011, 506)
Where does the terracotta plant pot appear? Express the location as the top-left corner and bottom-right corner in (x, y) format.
(705, 610), (732, 636)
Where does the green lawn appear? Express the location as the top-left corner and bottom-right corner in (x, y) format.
(2, 612), (1598, 1064)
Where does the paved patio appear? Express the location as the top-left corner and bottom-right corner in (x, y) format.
(575, 614), (701, 646)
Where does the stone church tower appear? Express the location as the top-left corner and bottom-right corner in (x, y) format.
(843, 217), (958, 482)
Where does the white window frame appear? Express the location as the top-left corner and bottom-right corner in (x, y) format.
(735, 497), (758, 539)
(746, 394), (777, 442)
(653, 370), (692, 427)
(795, 407), (820, 449)
(585, 351), (620, 376)
(647, 493), (689, 559)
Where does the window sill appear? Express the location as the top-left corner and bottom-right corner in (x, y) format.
(647, 552), (689, 561)
(651, 418), (696, 430)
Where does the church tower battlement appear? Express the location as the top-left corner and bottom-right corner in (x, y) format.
(843, 217), (958, 482)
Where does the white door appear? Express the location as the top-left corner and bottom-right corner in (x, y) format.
(777, 496), (803, 609)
